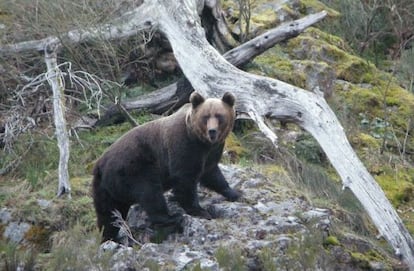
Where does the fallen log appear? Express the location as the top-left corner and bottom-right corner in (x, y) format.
(96, 11), (328, 125)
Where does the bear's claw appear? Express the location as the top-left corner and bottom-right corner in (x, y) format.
(223, 188), (242, 202)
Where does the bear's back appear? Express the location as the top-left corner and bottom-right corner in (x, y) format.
(96, 104), (190, 167)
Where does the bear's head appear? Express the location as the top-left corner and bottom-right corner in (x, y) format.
(187, 92), (236, 144)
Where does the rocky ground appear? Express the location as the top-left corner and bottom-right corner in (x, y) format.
(92, 165), (406, 271)
(0, 163), (407, 270)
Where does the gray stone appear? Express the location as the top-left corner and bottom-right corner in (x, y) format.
(0, 207), (12, 224)
(4, 222), (31, 243)
(37, 199), (51, 209)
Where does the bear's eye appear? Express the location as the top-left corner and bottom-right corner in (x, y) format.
(215, 114), (225, 124)
(202, 115), (210, 124)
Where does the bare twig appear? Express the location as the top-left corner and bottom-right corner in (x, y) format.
(111, 210), (141, 246)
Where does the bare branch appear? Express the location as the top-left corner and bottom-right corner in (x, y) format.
(112, 210), (141, 247)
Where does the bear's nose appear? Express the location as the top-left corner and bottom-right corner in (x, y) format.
(208, 129), (217, 140)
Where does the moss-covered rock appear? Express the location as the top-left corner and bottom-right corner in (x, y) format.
(286, 28), (376, 83)
(377, 171), (414, 207)
(224, 132), (247, 163)
(297, 0), (340, 17)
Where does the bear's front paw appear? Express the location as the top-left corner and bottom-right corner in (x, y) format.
(149, 213), (184, 243)
(222, 188), (242, 202)
(186, 207), (212, 220)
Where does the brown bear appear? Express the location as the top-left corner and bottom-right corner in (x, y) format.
(92, 91), (240, 242)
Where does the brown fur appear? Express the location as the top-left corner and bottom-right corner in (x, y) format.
(92, 92), (240, 243)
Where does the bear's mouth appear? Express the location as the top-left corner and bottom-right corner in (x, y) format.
(208, 129), (218, 142)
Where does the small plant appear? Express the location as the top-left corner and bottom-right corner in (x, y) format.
(0, 240), (37, 271)
(45, 224), (112, 271)
(294, 134), (326, 165)
(258, 247), (277, 271)
(323, 235), (340, 246)
(215, 245), (247, 271)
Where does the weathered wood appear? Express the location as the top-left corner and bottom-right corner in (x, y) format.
(44, 42), (71, 198)
(0, 8), (153, 54)
(136, 0), (414, 267)
(97, 11), (328, 125)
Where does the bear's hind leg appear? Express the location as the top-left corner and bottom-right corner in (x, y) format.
(94, 188), (130, 243)
(200, 165), (241, 201)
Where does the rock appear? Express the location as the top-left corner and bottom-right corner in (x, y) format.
(175, 245), (216, 270)
(109, 245), (137, 271)
(369, 261), (386, 270)
(293, 61), (336, 98)
(302, 208), (331, 222)
(99, 240), (125, 253)
(3, 222), (31, 243)
(0, 207), (12, 224)
(37, 199), (51, 209)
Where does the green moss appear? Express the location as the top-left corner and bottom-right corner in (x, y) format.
(342, 85), (380, 113)
(286, 28), (377, 84)
(350, 252), (371, 269)
(303, 27), (349, 51)
(377, 172), (414, 207)
(350, 250), (389, 270)
(298, 0), (340, 17)
(336, 57), (373, 82)
(250, 47), (307, 88)
(323, 235), (340, 246)
(251, 8), (277, 27)
(224, 133), (247, 163)
(351, 133), (381, 150)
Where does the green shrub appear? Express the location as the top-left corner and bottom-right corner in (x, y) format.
(215, 245), (247, 271)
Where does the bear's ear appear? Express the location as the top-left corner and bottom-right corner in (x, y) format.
(222, 92), (235, 107)
(190, 92), (205, 108)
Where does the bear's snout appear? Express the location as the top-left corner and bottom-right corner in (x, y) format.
(208, 128), (217, 141)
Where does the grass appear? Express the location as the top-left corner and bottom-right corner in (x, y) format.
(215, 245), (247, 271)
(0, 240), (37, 271)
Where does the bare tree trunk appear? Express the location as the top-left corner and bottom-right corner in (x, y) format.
(96, 11), (328, 125)
(44, 41), (71, 198)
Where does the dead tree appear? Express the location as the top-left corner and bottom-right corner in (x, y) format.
(96, 11), (328, 125)
(1, 0), (413, 267)
(44, 42), (71, 198)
